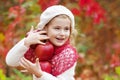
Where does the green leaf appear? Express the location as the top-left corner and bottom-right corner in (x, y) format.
(115, 66), (120, 75)
(104, 75), (113, 80)
(0, 69), (6, 80)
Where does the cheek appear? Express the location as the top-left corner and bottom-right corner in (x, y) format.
(47, 30), (56, 38)
(66, 31), (70, 37)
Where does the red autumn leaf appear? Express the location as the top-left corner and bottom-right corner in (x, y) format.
(110, 54), (120, 68)
(0, 46), (9, 59)
(105, 48), (112, 62)
(112, 43), (120, 55)
(19, 0), (24, 4)
(3, 48), (9, 58)
(0, 62), (4, 69)
(85, 2), (100, 16)
(9, 6), (26, 18)
(0, 46), (4, 55)
(38, 0), (59, 11)
(79, 0), (94, 8)
(93, 13), (102, 24)
(71, 8), (81, 16)
(4, 29), (14, 44)
(78, 0), (106, 24)
(14, 17), (22, 25)
(93, 5), (106, 24)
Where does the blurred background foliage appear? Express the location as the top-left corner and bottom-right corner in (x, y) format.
(0, 0), (120, 80)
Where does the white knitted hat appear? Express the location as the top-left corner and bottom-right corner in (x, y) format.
(37, 5), (75, 30)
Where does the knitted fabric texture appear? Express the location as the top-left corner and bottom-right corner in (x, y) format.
(37, 5), (75, 30)
(51, 42), (78, 76)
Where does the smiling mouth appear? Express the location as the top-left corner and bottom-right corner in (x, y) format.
(56, 38), (65, 41)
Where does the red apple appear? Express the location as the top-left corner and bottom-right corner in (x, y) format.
(24, 48), (36, 63)
(40, 61), (52, 73)
(35, 42), (54, 61)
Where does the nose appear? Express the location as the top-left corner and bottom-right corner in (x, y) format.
(59, 30), (65, 36)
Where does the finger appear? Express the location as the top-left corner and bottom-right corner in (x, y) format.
(37, 38), (49, 45)
(20, 70), (28, 73)
(36, 58), (40, 69)
(30, 26), (34, 32)
(37, 30), (47, 34)
(39, 35), (49, 40)
(36, 58), (39, 64)
(37, 41), (46, 45)
(20, 57), (30, 67)
(19, 61), (26, 69)
(37, 36), (49, 45)
(22, 57), (32, 66)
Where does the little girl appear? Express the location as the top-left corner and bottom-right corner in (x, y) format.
(6, 5), (78, 80)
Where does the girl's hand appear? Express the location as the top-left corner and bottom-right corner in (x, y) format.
(24, 26), (49, 47)
(19, 57), (43, 78)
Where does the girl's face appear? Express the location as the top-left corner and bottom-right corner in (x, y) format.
(45, 16), (71, 46)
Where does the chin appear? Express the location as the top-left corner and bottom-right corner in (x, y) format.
(50, 40), (66, 46)
(54, 43), (65, 46)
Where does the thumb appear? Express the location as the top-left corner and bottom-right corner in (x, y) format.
(30, 26), (34, 32)
(36, 58), (40, 68)
(26, 26), (34, 36)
